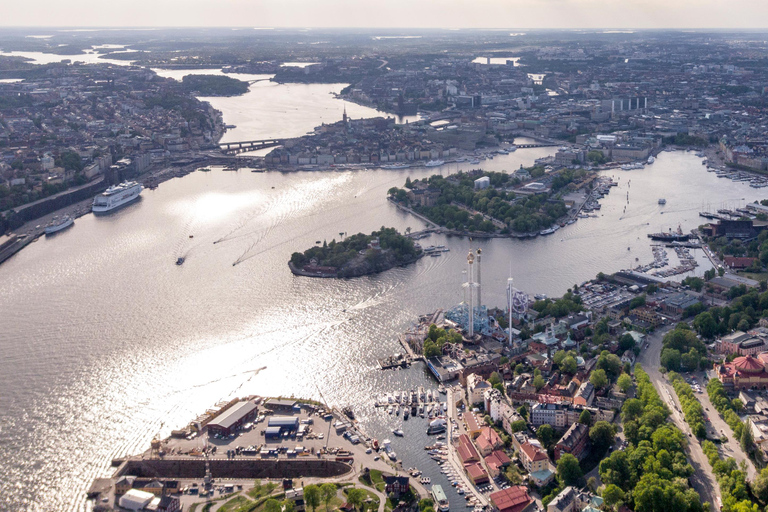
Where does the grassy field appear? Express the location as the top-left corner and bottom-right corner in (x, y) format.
(737, 271), (768, 281)
(359, 469), (387, 493)
(220, 496), (252, 512)
(248, 482), (278, 500)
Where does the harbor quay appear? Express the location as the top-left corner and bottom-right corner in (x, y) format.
(89, 396), (430, 512)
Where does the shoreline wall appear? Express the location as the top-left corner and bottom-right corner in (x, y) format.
(116, 458), (353, 480)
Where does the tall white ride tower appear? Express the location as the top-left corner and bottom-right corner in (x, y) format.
(465, 250), (475, 337)
(507, 277), (514, 344)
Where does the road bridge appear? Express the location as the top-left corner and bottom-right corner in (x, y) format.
(219, 139), (284, 154)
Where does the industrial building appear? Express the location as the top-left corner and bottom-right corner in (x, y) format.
(268, 416), (300, 433)
(207, 400), (259, 437)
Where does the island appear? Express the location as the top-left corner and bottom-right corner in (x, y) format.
(289, 227), (423, 278)
(180, 74), (250, 96)
(387, 169), (602, 237)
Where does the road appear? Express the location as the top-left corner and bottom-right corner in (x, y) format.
(638, 325), (722, 509)
(692, 370), (757, 480)
(446, 387), (490, 507)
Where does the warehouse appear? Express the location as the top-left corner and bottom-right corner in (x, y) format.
(207, 400), (259, 436)
(265, 426), (283, 440)
(268, 416), (300, 434)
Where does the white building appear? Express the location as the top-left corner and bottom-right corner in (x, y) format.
(474, 176), (490, 190)
(467, 373), (492, 405)
(119, 489), (155, 511)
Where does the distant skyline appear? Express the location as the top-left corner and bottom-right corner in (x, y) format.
(2, 0), (768, 29)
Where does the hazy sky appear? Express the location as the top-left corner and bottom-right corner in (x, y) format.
(3, 0), (768, 29)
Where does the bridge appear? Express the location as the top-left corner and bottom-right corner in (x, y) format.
(219, 139), (284, 154)
(515, 143), (558, 149)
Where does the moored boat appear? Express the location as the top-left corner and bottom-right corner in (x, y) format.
(44, 215), (74, 235)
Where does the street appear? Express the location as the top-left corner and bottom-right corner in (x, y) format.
(637, 325), (722, 508)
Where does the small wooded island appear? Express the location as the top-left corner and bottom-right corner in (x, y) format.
(181, 75), (250, 96)
(289, 227), (423, 278)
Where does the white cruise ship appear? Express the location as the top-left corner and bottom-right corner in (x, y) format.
(92, 181), (143, 213)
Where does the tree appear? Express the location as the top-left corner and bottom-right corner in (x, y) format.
(618, 333), (636, 352)
(578, 409), (592, 427)
(283, 500), (296, 512)
(693, 312), (717, 339)
(681, 349), (699, 372)
(347, 488), (366, 512)
(617, 373), (632, 394)
(751, 467), (768, 504)
(533, 374), (546, 391)
(590, 369), (609, 390)
(557, 453), (583, 487)
(660, 348), (682, 372)
(265, 499), (283, 512)
(537, 424), (555, 449)
(561, 355), (578, 375)
(305, 485), (321, 512)
(590, 421), (617, 451)
(741, 422), (755, 454)
(597, 351), (622, 378)
(510, 419), (527, 432)
(553, 350), (567, 366)
(602, 484), (625, 509)
(418, 499), (435, 512)
(321, 483), (337, 511)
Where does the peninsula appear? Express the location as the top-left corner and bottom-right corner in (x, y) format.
(289, 227), (423, 278)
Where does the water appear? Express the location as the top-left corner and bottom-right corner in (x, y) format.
(151, 68), (420, 141)
(0, 147), (764, 510)
(471, 57), (520, 66)
(0, 49), (139, 67)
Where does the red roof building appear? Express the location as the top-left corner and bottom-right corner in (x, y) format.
(476, 427), (504, 456)
(724, 257), (758, 270)
(489, 486), (534, 512)
(484, 450), (511, 478)
(716, 354), (768, 390)
(457, 434), (480, 464)
(465, 462), (490, 485)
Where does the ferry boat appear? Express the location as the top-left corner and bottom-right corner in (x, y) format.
(44, 215), (74, 235)
(425, 160), (445, 167)
(92, 181), (143, 213)
(432, 485), (450, 512)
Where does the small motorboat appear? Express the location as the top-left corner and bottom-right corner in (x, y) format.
(176, 257), (185, 265)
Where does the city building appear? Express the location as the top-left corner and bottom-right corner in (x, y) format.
(489, 486), (535, 512)
(716, 354), (768, 390)
(547, 486), (577, 512)
(519, 441), (550, 474)
(554, 422), (589, 461)
(384, 476), (410, 497)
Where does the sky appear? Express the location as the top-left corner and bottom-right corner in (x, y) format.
(2, 0), (768, 29)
